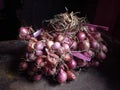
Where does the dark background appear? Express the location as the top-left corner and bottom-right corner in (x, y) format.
(0, 0), (119, 41)
(0, 0), (102, 40)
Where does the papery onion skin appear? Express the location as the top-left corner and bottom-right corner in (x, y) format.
(57, 34), (64, 42)
(27, 37), (38, 52)
(27, 41), (36, 52)
(33, 30), (41, 37)
(62, 37), (72, 46)
(47, 40), (54, 48)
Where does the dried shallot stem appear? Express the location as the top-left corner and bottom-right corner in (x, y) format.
(46, 12), (83, 33)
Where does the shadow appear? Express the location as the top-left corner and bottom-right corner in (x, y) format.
(97, 37), (120, 90)
(18, 0), (96, 28)
(43, 76), (59, 86)
(0, 0), (21, 41)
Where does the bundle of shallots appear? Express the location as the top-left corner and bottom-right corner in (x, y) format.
(18, 12), (108, 83)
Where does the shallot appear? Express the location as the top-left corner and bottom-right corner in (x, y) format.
(18, 11), (108, 83)
(57, 69), (67, 83)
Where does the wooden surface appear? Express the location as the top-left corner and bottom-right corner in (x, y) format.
(0, 40), (120, 90)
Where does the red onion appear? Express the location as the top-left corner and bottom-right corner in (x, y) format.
(28, 53), (37, 61)
(101, 44), (108, 53)
(77, 60), (88, 67)
(52, 33), (57, 38)
(32, 74), (42, 81)
(56, 47), (65, 55)
(97, 51), (106, 60)
(66, 70), (76, 81)
(88, 26), (96, 32)
(62, 43), (70, 51)
(63, 53), (72, 62)
(46, 56), (58, 66)
(67, 59), (77, 69)
(59, 64), (65, 70)
(92, 32), (101, 39)
(70, 41), (77, 50)
(83, 50), (95, 57)
(77, 31), (86, 41)
(36, 57), (43, 66)
(19, 61), (28, 71)
(79, 40), (90, 50)
(42, 66), (49, 74)
(31, 66), (38, 72)
(35, 41), (44, 50)
(47, 40), (54, 48)
(57, 69), (67, 83)
(25, 35), (31, 40)
(88, 50), (95, 57)
(57, 34), (64, 42)
(52, 42), (61, 49)
(19, 27), (29, 36)
(35, 50), (43, 56)
(90, 39), (99, 49)
(91, 61), (100, 67)
(48, 68), (56, 75)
